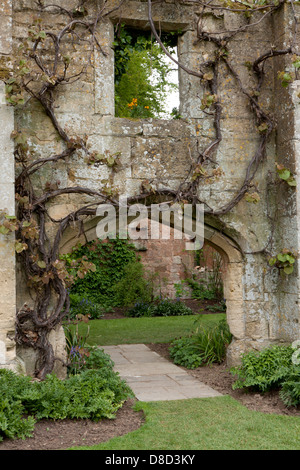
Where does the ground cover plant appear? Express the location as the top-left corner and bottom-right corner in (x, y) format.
(125, 298), (193, 318)
(230, 343), (300, 407)
(0, 347), (132, 442)
(169, 318), (232, 369)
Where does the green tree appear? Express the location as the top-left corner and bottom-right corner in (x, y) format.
(114, 26), (178, 119)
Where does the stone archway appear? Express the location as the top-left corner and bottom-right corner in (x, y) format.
(60, 215), (247, 366)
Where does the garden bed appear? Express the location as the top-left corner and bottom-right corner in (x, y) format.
(148, 343), (300, 417)
(0, 398), (143, 451)
(101, 299), (223, 320)
(1, 340), (299, 451)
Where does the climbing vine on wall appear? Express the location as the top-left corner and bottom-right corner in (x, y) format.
(61, 237), (137, 306)
(1, 0), (299, 378)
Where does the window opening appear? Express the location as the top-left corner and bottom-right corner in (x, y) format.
(113, 25), (180, 120)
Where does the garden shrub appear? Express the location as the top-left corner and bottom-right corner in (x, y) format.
(21, 369), (131, 421)
(169, 319), (232, 369)
(126, 300), (155, 317)
(0, 348), (132, 442)
(280, 368), (300, 407)
(186, 278), (220, 301)
(0, 370), (36, 441)
(126, 298), (193, 317)
(231, 345), (295, 392)
(113, 260), (153, 307)
(68, 293), (105, 320)
(152, 299), (193, 317)
(169, 337), (204, 369)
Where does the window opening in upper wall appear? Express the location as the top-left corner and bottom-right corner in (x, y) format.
(113, 25), (180, 120)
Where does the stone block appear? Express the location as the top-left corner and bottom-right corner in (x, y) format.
(226, 300), (245, 340)
(0, 340), (6, 365)
(0, 14), (12, 54)
(94, 21), (115, 116)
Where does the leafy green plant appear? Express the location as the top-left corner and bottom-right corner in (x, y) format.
(126, 299), (193, 318)
(152, 299), (193, 317)
(169, 319), (232, 369)
(277, 70), (293, 88)
(280, 367), (300, 407)
(19, 370), (131, 422)
(125, 301), (155, 318)
(64, 320), (91, 375)
(61, 237), (137, 307)
(68, 293), (105, 320)
(113, 260), (153, 307)
(268, 249), (297, 275)
(114, 25), (178, 119)
(275, 162), (296, 187)
(169, 337), (204, 369)
(231, 345), (294, 392)
(0, 370), (36, 441)
(174, 281), (191, 299)
(206, 301), (227, 313)
(0, 347), (132, 441)
(186, 278), (219, 301)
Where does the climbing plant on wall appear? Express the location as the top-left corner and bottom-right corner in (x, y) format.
(61, 237), (137, 306)
(0, 0), (299, 378)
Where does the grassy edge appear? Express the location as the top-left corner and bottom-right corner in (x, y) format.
(68, 395), (300, 451)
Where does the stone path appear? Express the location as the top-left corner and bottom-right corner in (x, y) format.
(103, 344), (222, 402)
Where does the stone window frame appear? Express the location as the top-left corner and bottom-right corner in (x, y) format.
(94, 4), (197, 119)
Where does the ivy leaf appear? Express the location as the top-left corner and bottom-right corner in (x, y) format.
(286, 254), (295, 264)
(287, 177), (297, 187)
(284, 265), (294, 275)
(258, 122), (269, 133)
(268, 257), (277, 266)
(277, 169), (291, 181)
(277, 253), (287, 263)
(245, 192), (260, 204)
(106, 155), (116, 167)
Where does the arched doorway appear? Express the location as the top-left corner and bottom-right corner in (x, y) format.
(60, 215), (246, 366)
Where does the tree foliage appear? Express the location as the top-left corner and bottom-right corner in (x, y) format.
(114, 26), (178, 118)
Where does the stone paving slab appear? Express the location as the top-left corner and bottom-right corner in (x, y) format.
(102, 344), (222, 402)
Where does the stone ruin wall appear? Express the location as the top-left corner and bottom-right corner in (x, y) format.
(0, 0), (300, 372)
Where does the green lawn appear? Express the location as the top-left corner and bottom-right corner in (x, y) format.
(67, 313), (300, 451)
(73, 313), (225, 347)
(71, 396), (300, 451)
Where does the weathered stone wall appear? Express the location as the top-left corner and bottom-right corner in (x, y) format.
(0, 0), (300, 372)
(0, 0), (17, 371)
(130, 221), (195, 299)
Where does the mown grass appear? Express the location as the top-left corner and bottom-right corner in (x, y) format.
(68, 313), (300, 451)
(71, 396), (300, 451)
(73, 313), (225, 347)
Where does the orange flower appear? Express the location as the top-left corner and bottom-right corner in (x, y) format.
(127, 98), (138, 108)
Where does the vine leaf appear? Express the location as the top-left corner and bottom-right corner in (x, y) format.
(275, 163), (296, 186)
